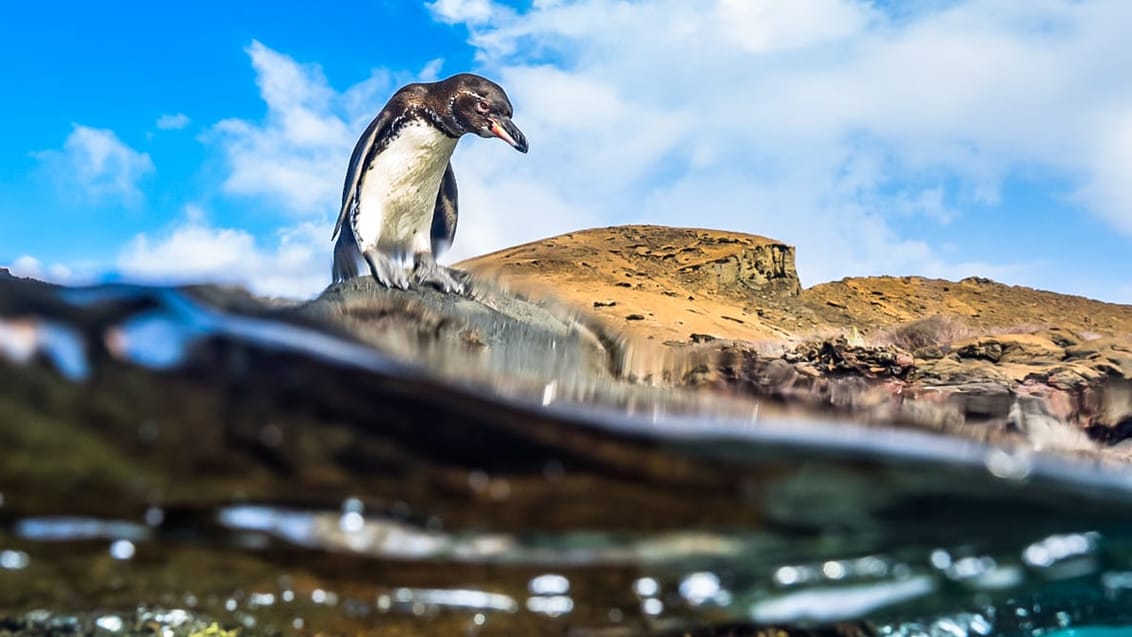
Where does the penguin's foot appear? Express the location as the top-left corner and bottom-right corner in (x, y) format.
(412, 253), (466, 294)
(363, 249), (410, 290)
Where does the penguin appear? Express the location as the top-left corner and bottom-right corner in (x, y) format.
(331, 73), (528, 293)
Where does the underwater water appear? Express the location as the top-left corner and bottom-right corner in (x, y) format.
(2, 280), (1132, 636)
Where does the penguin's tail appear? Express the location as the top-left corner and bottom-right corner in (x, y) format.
(332, 227), (362, 283)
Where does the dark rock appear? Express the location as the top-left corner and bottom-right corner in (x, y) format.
(921, 382), (1014, 420)
(296, 275), (616, 386)
(954, 340), (1005, 363)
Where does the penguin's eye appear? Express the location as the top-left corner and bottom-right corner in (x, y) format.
(475, 99), (490, 114)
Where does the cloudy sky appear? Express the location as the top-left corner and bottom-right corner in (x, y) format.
(2, 0), (1131, 302)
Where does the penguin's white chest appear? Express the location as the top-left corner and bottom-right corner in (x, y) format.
(354, 122), (458, 255)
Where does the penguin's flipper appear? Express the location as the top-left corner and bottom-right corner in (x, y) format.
(332, 109), (393, 242)
(429, 162), (459, 257)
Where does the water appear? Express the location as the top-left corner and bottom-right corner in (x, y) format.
(3, 278), (1132, 636)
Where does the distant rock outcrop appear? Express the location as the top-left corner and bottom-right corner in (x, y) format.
(461, 226), (804, 343)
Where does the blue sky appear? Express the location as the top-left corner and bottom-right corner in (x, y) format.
(3, 0), (1131, 304)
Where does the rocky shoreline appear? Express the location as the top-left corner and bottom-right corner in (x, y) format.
(459, 225), (1132, 457)
(7, 225), (1132, 456)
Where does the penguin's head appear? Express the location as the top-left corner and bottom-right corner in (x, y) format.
(441, 74), (529, 153)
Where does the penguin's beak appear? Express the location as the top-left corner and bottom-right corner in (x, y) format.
(488, 116), (528, 153)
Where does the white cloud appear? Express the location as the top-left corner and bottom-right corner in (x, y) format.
(716, 0), (876, 53)
(5, 255), (77, 284)
(428, 0), (498, 25)
(426, 0), (1132, 288)
(156, 113), (191, 130)
(419, 58), (446, 82)
(36, 125), (154, 206)
(117, 206), (330, 298)
(1076, 110), (1132, 236)
(209, 40), (357, 216)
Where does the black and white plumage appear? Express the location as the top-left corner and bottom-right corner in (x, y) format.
(331, 73), (528, 292)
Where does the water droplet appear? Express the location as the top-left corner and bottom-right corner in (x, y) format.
(159, 609), (190, 626)
(1023, 544), (1052, 568)
(930, 549), (952, 570)
(473, 613), (485, 626)
(641, 597), (663, 616)
(1056, 610), (1072, 627)
(632, 577), (659, 598)
(339, 511), (365, 534)
(376, 593), (391, 611)
(0, 550), (29, 570)
(542, 381), (557, 405)
(855, 555), (889, 577)
(109, 539), (135, 560)
(984, 447), (1032, 480)
(224, 599), (238, 612)
(249, 592), (276, 607)
(774, 565), (801, 586)
(281, 590), (295, 603)
(608, 608), (623, 622)
(291, 618), (304, 630)
(822, 560), (846, 580)
(95, 615), (123, 632)
(529, 573), (570, 595)
(931, 617), (966, 637)
(678, 571), (721, 606)
(526, 595), (573, 617)
(144, 507), (164, 527)
(969, 612), (994, 635)
(342, 497), (364, 514)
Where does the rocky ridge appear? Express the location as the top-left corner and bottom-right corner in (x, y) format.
(462, 225), (1132, 452)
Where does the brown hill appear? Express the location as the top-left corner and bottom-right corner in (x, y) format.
(461, 225), (801, 343)
(460, 225), (1132, 345)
